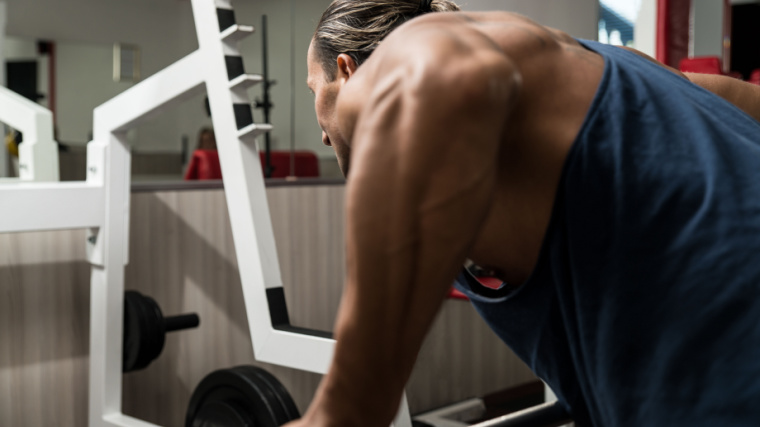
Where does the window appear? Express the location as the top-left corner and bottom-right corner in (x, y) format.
(599, 0), (641, 46)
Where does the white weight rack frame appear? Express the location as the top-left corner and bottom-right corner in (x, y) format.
(0, 85), (59, 183)
(0, 1), (410, 426)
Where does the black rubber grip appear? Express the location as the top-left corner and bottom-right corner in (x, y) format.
(164, 314), (200, 333)
(217, 8), (236, 32)
(225, 56), (245, 80)
(233, 103), (254, 129)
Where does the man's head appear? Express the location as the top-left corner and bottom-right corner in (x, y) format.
(307, 0), (460, 176)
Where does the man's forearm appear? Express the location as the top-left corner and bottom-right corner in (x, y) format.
(309, 288), (430, 426)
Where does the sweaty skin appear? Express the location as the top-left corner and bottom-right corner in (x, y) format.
(295, 11), (760, 427)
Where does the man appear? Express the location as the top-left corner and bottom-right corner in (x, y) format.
(290, 1), (760, 426)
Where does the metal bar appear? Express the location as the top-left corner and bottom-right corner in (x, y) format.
(164, 314), (200, 332)
(261, 14), (274, 178)
(0, 182), (104, 233)
(93, 51), (206, 139)
(470, 401), (572, 427)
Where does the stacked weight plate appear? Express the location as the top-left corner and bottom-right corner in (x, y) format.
(186, 365), (300, 426)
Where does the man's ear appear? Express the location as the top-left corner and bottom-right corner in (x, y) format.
(336, 54), (358, 83)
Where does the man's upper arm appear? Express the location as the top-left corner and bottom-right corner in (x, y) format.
(683, 73), (760, 122)
(346, 26), (521, 289)
(321, 24), (521, 426)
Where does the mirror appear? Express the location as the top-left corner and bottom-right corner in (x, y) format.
(598, 0), (640, 47)
(0, 0), (341, 184)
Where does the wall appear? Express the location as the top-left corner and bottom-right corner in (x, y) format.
(55, 41), (134, 144)
(5, 0), (192, 151)
(3, 0), (600, 161)
(635, 0), (657, 57)
(691, 0), (725, 57)
(159, 0), (601, 161)
(461, 0), (599, 39)
(3, 37), (49, 112)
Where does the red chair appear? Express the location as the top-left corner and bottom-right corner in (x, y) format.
(184, 149), (321, 180)
(260, 151), (320, 178)
(679, 56), (723, 75)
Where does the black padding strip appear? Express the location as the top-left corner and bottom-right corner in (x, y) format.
(225, 56), (245, 80)
(233, 103), (254, 129)
(266, 287), (291, 327)
(217, 8), (236, 32)
(266, 288), (334, 339)
(273, 325), (334, 339)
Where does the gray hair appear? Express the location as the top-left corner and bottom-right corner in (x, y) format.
(313, 0), (461, 80)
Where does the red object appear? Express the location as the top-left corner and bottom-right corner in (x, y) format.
(184, 149), (321, 181)
(679, 56), (723, 74)
(749, 69), (760, 86)
(260, 151), (320, 178)
(656, 0), (670, 65)
(657, 0), (691, 69)
(447, 276), (504, 301)
(448, 288), (469, 301)
(184, 149), (223, 180)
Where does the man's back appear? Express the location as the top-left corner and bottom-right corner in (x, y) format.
(455, 38), (760, 426)
(339, 11), (607, 284)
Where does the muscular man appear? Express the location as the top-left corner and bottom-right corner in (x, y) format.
(291, 1), (760, 426)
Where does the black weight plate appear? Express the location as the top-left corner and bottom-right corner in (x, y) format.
(141, 293), (166, 366)
(228, 366), (290, 425)
(123, 291), (166, 372)
(193, 400), (256, 427)
(245, 366), (300, 422)
(124, 291), (156, 371)
(123, 291), (142, 372)
(187, 366), (290, 427)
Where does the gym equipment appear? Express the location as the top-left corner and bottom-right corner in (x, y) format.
(186, 365), (300, 427)
(0, 85), (59, 182)
(254, 14), (275, 178)
(469, 402), (571, 427)
(186, 365), (570, 427)
(123, 291), (200, 373)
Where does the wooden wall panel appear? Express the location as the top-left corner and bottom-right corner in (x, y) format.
(0, 185), (535, 427)
(0, 230), (91, 427)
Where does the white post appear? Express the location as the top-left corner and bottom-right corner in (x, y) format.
(0, 1), (8, 178)
(635, 0), (658, 57)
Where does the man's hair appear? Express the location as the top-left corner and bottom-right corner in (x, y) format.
(313, 0), (460, 80)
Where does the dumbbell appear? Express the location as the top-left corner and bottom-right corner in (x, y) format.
(186, 365), (300, 427)
(123, 290), (200, 373)
(185, 365), (571, 427)
(469, 401), (571, 427)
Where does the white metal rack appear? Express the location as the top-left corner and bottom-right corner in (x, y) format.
(0, 85), (59, 183)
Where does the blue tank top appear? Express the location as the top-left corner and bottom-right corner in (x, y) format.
(454, 40), (760, 426)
